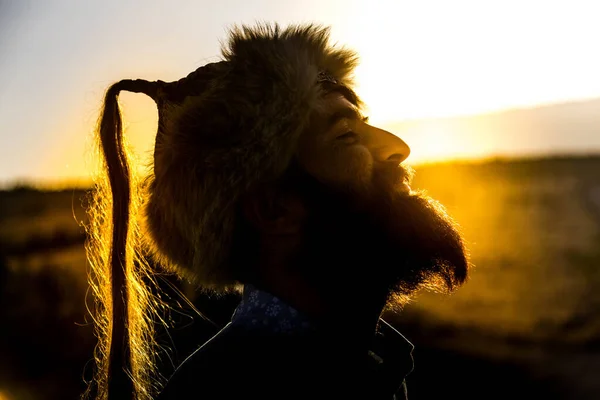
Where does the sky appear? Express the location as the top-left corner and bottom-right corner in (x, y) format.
(1, 0), (600, 185)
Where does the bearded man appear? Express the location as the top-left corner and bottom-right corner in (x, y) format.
(87, 23), (470, 400)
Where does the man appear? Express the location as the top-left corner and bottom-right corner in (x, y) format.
(87, 23), (470, 400)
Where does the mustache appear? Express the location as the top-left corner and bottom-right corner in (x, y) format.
(392, 163), (415, 186)
(372, 162), (415, 194)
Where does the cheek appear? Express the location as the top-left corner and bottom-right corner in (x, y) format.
(334, 146), (373, 187)
(303, 145), (374, 190)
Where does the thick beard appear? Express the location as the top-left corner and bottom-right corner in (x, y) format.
(289, 164), (470, 308)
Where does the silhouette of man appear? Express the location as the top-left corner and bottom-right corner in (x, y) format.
(89, 23), (470, 400)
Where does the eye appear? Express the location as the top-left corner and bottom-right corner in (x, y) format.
(336, 131), (359, 144)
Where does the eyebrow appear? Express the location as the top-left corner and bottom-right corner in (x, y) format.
(322, 81), (361, 107)
(326, 107), (366, 130)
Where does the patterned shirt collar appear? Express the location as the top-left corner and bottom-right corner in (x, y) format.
(231, 284), (315, 334)
(230, 284), (414, 356)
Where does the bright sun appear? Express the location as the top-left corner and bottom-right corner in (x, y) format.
(337, 0), (600, 127)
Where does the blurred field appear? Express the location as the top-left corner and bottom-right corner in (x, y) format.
(393, 155), (600, 399)
(0, 155), (598, 399)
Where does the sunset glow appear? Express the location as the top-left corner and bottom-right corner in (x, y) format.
(1, 0), (600, 185)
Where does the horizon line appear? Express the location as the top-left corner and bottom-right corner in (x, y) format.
(2, 151), (599, 192)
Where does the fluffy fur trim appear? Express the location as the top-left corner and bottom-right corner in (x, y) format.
(144, 23), (360, 287)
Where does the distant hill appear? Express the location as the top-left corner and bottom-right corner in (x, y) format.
(385, 97), (600, 162)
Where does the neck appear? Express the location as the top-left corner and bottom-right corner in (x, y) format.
(251, 255), (388, 353)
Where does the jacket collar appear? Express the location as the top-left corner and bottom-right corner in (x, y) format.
(369, 318), (415, 396)
(232, 284), (414, 395)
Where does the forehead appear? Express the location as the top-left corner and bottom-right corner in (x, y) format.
(318, 92), (358, 115)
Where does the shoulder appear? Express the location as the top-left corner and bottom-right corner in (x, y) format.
(157, 324), (326, 400)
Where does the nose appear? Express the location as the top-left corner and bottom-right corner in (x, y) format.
(365, 125), (411, 163)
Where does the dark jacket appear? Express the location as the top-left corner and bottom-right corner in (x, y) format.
(157, 318), (414, 399)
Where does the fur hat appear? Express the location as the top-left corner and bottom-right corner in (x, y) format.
(143, 23), (361, 287)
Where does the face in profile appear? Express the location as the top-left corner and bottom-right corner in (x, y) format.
(292, 92), (470, 305)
